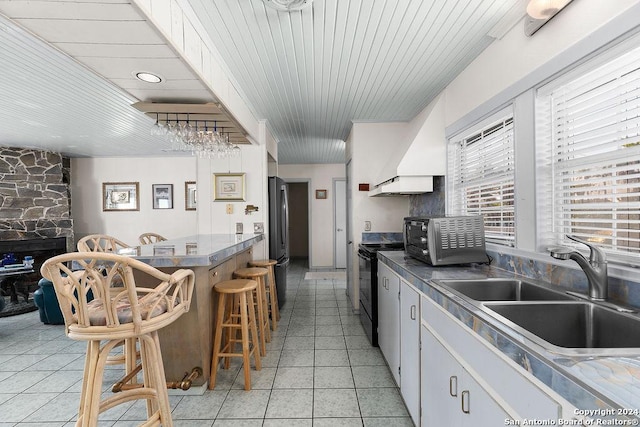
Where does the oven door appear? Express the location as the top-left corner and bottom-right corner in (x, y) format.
(358, 248), (372, 314)
(358, 247), (377, 346)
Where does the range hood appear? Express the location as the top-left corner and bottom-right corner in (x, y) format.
(368, 176), (434, 197)
(368, 95), (446, 197)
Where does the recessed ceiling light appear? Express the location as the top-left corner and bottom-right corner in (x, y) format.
(263, 0), (313, 12)
(135, 72), (162, 83)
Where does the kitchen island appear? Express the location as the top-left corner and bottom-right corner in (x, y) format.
(378, 250), (640, 423)
(122, 233), (264, 392)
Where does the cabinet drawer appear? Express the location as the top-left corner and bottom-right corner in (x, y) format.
(421, 294), (563, 421)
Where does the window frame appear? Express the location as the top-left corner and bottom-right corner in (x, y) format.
(446, 106), (516, 246)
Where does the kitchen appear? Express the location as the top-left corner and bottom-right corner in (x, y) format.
(1, 0), (640, 425)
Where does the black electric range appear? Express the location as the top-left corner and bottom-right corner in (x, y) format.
(358, 242), (404, 346)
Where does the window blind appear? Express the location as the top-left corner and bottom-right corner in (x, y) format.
(448, 115), (515, 245)
(537, 43), (640, 263)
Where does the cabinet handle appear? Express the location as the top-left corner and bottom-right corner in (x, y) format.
(410, 304), (416, 320)
(461, 390), (470, 414)
(449, 376), (457, 397)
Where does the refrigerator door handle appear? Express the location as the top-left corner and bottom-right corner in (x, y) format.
(281, 184), (289, 255)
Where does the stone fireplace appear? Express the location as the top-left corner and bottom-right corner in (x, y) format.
(0, 147), (74, 267)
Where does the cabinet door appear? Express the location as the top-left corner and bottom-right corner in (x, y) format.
(460, 369), (511, 425)
(422, 323), (510, 426)
(400, 282), (420, 425)
(421, 324), (462, 427)
(377, 263), (400, 386)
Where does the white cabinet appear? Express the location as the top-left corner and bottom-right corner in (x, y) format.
(421, 294), (567, 426)
(400, 282), (420, 425)
(377, 262), (400, 385)
(421, 323), (510, 426)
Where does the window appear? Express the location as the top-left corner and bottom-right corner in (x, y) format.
(536, 41), (640, 264)
(447, 111), (515, 245)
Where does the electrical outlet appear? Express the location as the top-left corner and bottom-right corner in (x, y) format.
(236, 222), (243, 234)
(364, 221), (371, 231)
(226, 204), (233, 214)
(254, 222), (264, 233)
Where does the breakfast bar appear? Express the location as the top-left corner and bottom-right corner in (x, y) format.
(122, 233), (265, 392)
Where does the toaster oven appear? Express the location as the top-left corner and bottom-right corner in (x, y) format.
(403, 216), (489, 265)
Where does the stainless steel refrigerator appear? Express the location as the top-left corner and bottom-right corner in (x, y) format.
(268, 176), (289, 307)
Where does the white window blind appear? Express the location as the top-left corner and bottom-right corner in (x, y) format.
(536, 42), (640, 264)
(448, 114), (515, 245)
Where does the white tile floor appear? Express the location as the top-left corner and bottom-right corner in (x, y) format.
(0, 259), (412, 426)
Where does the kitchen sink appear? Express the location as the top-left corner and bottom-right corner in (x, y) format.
(435, 278), (573, 301)
(484, 302), (640, 352)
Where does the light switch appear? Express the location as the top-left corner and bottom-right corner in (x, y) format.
(226, 204), (233, 214)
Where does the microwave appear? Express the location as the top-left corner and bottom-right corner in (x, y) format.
(403, 216), (489, 266)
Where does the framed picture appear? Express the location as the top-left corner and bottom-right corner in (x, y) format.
(152, 184), (173, 209)
(213, 173), (246, 201)
(315, 189), (327, 199)
(103, 182), (139, 211)
(185, 181), (197, 211)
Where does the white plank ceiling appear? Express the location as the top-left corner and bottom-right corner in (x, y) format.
(0, 0), (525, 162)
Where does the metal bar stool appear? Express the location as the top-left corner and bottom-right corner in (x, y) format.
(249, 259), (280, 327)
(209, 279), (261, 391)
(41, 252), (194, 427)
(233, 267), (271, 356)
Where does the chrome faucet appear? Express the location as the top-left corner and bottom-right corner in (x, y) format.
(548, 235), (608, 301)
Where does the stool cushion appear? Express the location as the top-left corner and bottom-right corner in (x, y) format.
(86, 293), (172, 326)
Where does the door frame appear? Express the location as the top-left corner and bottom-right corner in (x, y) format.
(283, 178), (312, 266)
(333, 177), (347, 269)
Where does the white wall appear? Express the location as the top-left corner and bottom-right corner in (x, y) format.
(347, 122), (411, 309)
(278, 163), (345, 268)
(71, 144), (269, 260)
(71, 156), (198, 245)
(445, 0), (640, 128)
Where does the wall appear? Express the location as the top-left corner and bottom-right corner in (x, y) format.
(0, 147), (74, 250)
(194, 142), (269, 260)
(346, 122), (412, 308)
(445, 0), (640, 128)
(71, 156), (198, 245)
(278, 163), (345, 268)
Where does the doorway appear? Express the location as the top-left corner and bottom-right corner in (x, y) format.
(287, 182), (309, 264)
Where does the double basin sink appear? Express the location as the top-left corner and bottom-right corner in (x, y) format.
(432, 278), (640, 355)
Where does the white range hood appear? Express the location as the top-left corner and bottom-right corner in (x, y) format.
(368, 176), (434, 197)
(368, 95), (446, 197)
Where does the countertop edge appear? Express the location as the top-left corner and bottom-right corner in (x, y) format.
(378, 251), (639, 417)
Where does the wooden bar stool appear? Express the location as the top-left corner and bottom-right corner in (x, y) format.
(234, 267), (271, 356)
(249, 259), (281, 326)
(209, 279), (261, 391)
(41, 252), (194, 427)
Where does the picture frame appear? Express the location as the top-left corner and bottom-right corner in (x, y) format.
(315, 189), (327, 199)
(185, 181), (197, 211)
(103, 182), (139, 211)
(213, 173), (246, 201)
(152, 184), (173, 209)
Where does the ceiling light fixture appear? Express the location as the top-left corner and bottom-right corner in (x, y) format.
(526, 0), (571, 20)
(135, 72), (162, 83)
(263, 0), (313, 12)
(524, 0), (573, 36)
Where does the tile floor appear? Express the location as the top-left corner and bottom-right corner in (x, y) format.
(0, 259), (412, 426)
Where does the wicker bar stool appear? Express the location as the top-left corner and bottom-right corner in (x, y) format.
(76, 234), (138, 377)
(233, 267), (271, 356)
(209, 279), (262, 391)
(249, 259), (280, 327)
(41, 252), (194, 427)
